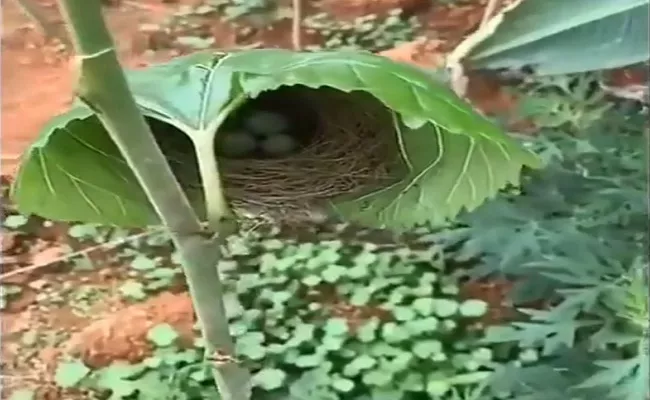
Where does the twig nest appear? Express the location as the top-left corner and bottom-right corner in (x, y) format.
(156, 86), (401, 226)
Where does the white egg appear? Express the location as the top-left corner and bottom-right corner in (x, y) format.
(218, 130), (257, 158)
(243, 110), (290, 137)
(260, 133), (298, 157)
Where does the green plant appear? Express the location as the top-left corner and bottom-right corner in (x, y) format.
(16, 87), (646, 400)
(0, 284), (23, 310)
(145, 0), (291, 50)
(55, 324), (219, 399)
(11, 2), (537, 399)
(51, 111), (649, 398)
(219, 229), (497, 400)
(48, 225), (505, 400)
(450, 0), (650, 76)
(303, 9), (421, 52)
(166, 1), (276, 25)
(25, 1), (251, 398)
(12, 49), (538, 230)
(211, 0), (277, 21)
(438, 89), (648, 400)
(516, 74), (613, 132)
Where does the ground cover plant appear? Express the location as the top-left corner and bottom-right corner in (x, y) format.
(452, 93), (648, 400)
(302, 9), (421, 52)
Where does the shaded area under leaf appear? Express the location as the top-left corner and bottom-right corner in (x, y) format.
(154, 85), (405, 226)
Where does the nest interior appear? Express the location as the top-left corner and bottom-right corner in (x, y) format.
(152, 85), (404, 224)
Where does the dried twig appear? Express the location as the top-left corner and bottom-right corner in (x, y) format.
(480, 0), (502, 27)
(291, 0), (303, 50)
(0, 229), (162, 280)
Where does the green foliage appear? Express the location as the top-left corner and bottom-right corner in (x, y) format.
(455, 0), (650, 75)
(0, 207), (180, 310)
(60, 324), (217, 399)
(303, 9), (421, 52)
(437, 81), (648, 400)
(7, 5), (645, 395)
(517, 74), (614, 132)
(3, 214), (29, 229)
(12, 49), (537, 230)
(138, 0), (292, 52)
(55, 359), (91, 388)
(52, 227), (500, 399)
(1, 284), (23, 310)
(209, 0), (276, 21)
(141, 3), (417, 52)
(32, 88), (647, 399)
(147, 323), (181, 347)
(218, 231), (495, 400)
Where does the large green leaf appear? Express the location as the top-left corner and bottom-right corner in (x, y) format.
(11, 49), (539, 230)
(458, 0), (650, 75)
(331, 123), (525, 228)
(126, 51), (239, 134)
(219, 50), (540, 228)
(11, 106), (155, 226)
(11, 52), (232, 227)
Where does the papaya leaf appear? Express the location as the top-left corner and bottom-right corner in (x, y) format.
(576, 357), (649, 400)
(11, 49), (539, 229)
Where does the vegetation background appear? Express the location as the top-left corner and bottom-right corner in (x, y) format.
(1, 0), (648, 399)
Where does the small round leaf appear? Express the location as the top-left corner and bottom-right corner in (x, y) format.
(54, 359), (90, 388)
(253, 368), (287, 390)
(146, 323), (179, 347)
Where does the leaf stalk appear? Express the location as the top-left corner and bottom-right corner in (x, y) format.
(196, 94), (249, 231)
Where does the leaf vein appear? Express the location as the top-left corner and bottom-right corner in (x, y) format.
(381, 122), (446, 215)
(478, 143), (495, 193)
(57, 166), (102, 216)
(446, 137), (475, 204)
(36, 148), (56, 195)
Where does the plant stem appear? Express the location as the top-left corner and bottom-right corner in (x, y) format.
(195, 139), (234, 231)
(54, 1), (251, 399)
(197, 95), (248, 231)
(480, 0), (502, 28)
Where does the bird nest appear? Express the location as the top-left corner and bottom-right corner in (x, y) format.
(155, 86), (403, 226)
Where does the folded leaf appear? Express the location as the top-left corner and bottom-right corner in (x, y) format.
(12, 50), (539, 229)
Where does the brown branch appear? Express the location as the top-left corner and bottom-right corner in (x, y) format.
(480, 0), (502, 28)
(0, 229), (160, 281)
(291, 0), (302, 50)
